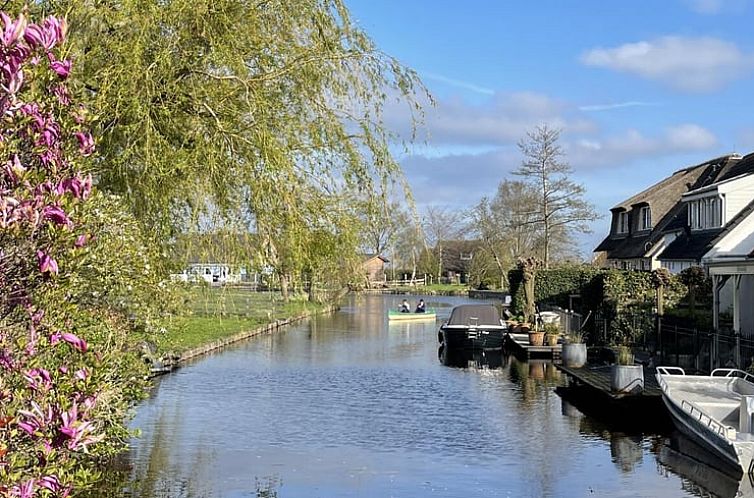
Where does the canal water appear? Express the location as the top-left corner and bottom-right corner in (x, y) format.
(109, 295), (754, 497)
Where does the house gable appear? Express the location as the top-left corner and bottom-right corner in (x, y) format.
(595, 154), (743, 265)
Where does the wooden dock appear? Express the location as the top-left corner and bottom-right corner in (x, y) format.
(556, 364), (670, 429)
(506, 332), (562, 360)
(557, 364), (662, 399)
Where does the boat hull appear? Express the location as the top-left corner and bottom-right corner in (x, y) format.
(388, 312), (436, 321)
(438, 326), (504, 350)
(661, 394), (744, 473)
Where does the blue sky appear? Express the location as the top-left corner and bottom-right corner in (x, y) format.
(346, 0), (754, 257)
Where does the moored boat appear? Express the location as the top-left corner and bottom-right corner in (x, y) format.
(387, 309), (436, 321)
(656, 366), (754, 475)
(438, 304), (506, 350)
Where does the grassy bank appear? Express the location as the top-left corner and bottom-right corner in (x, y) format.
(387, 284), (469, 295)
(159, 287), (325, 354)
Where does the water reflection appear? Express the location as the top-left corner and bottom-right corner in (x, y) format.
(96, 294), (740, 497)
(437, 346), (506, 369)
(656, 432), (754, 498)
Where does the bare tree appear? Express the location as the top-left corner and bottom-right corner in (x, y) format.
(359, 198), (403, 256)
(515, 124), (599, 267)
(423, 206), (468, 279)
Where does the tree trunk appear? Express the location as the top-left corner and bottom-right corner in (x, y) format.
(280, 272), (290, 302)
(307, 271), (316, 303)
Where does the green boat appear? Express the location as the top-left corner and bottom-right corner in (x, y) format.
(388, 309), (437, 321)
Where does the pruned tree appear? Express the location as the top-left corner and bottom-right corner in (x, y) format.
(515, 125), (599, 267)
(472, 180), (543, 288)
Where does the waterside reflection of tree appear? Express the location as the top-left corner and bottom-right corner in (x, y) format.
(506, 357), (567, 496)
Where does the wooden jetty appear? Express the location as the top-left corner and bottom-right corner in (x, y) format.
(556, 364), (670, 429)
(557, 364), (662, 399)
(506, 332), (562, 360)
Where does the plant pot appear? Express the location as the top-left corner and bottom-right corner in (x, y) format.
(528, 331), (545, 346)
(546, 334), (559, 347)
(611, 365), (644, 394)
(562, 343), (587, 368)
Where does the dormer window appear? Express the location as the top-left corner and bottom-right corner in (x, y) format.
(459, 252), (473, 261)
(688, 196), (722, 230)
(639, 206), (651, 231)
(617, 212), (629, 234)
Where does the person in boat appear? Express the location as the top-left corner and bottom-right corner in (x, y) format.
(415, 299), (426, 313)
(399, 299), (411, 313)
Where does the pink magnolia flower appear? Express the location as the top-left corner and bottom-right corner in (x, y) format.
(74, 368), (87, 381)
(36, 250), (58, 275)
(74, 131), (94, 156)
(42, 204), (71, 226)
(17, 401), (52, 436)
(38, 475), (60, 493)
(13, 478), (35, 498)
(24, 368), (52, 391)
(48, 56), (71, 80)
(49, 331), (61, 346)
(74, 233), (88, 247)
(0, 12), (27, 47)
(61, 332), (87, 353)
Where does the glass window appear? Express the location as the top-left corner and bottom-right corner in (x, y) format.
(688, 196), (722, 230)
(640, 206), (651, 230)
(617, 212), (629, 234)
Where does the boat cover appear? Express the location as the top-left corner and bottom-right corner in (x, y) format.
(447, 305), (501, 326)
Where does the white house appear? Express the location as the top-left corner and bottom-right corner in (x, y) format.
(171, 263), (249, 285)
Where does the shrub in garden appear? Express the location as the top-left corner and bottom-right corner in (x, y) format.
(0, 12), (162, 497)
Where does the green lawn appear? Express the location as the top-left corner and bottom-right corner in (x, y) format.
(159, 287), (324, 354)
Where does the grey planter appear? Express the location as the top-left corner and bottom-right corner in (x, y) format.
(562, 343), (587, 368)
(611, 365), (644, 394)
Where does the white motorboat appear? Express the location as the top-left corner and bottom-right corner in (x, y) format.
(656, 366), (754, 475)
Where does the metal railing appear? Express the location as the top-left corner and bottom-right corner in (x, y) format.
(680, 399), (733, 440)
(710, 368), (754, 384)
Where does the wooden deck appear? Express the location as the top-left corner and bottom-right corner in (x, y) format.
(506, 332), (562, 360)
(557, 364), (662, 400)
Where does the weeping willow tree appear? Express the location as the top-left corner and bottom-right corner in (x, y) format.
(16, 0), (425, 289)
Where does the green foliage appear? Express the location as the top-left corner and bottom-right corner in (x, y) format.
(509, 264), (688, 345)
(509, 264), (605, 313)
(616, 345), (634, 365)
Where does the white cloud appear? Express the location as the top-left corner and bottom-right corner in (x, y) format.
(567, 124), (718, 167)
(581, 36), (754, 91)
(386, 91), (596, 147)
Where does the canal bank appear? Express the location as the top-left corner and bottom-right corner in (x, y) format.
(148, 294), (337, 375)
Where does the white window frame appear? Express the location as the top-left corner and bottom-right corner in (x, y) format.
(639, 206), (651, 231)
(688, 196), (722, 230)
(617, 212), (629, 234)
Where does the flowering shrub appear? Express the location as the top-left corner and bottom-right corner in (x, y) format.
(0, 11), (152, 497)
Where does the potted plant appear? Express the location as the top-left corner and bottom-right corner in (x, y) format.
(543, 322), (560, 346)
(562, 330), (587, 368)
(610, 345), (644, 394)
(528, 323), (545, 346)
